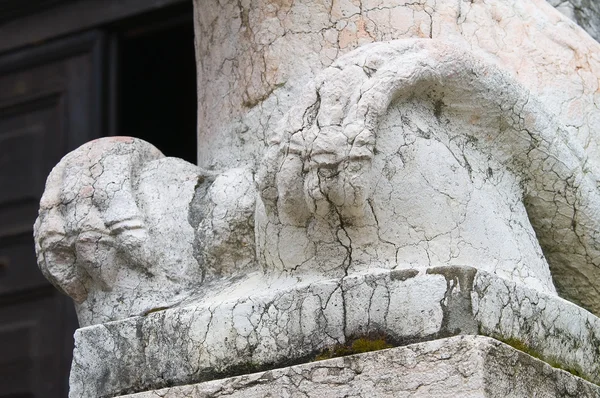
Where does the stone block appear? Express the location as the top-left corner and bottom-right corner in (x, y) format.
(68, 267), (600, 397)
(119, 335), (600, 398)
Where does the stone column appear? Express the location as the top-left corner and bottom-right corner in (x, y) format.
(194, 0), (600, 169)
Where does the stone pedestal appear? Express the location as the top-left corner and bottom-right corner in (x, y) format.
(67, 267), (600, 398)
(119, 336), (600, 398)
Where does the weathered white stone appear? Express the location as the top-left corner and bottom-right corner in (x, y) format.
(37, 19), (600, 398)
(67, 267), (600, 397)
(34, 137), (256, 326)
(119, 336), (600, 398)
(41, 39), (600, 328)
(258, 38), (600, 315)
(194, 0), (600, 173)
(32, 0), (600, 396)
(36, 0), (600, 325)
(190, 0), (600, 316)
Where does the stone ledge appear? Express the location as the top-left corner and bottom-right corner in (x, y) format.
(69, 266), (600, 397)
(119, 335), (600, 398)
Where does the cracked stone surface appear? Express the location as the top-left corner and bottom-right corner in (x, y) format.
(257, 38), (600, 316)
(34, 137), (256, 326)
(118, 336), (600, 398)
(67, 267), (600, 397)
(38, 38), (600, 327)
(194, 0), (600, 173)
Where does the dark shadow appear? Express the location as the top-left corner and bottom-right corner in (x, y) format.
(116, 3), (197, 164)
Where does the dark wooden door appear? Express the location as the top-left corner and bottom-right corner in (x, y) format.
(0, 32), (104, 398)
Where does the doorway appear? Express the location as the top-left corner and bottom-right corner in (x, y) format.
(110, 2), (197, 164)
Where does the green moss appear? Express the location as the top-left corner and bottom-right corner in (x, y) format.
(501, 337), (537, 358)
(235, 361), (262, 373)
(314, 334), (394, 361)
(496, 336), (589, 383)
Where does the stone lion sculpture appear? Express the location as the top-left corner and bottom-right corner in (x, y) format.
(34, 137), (256, 326)
(35, 40), (600, 327)
(257, 39), (600, 315)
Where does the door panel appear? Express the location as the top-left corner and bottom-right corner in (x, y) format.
(0, 290), (65, 398)
(0, 94), (62, 239)
(0, 31), (104, 398)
